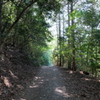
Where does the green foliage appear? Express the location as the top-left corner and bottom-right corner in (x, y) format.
(0, 0), (61, 66)
(52, 0), (100, 77)
(82, 8), (100, 27)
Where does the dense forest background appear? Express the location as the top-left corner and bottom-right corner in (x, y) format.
(0, 0), (100, 78)
(0, 0), (61, 66)
(52, 0), (100, 78)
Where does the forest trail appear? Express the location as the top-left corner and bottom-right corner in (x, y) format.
(14, 66), (100, 100)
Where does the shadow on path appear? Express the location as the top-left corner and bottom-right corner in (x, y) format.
(13, 66), (100, 100)
(13, 66), (75, 100)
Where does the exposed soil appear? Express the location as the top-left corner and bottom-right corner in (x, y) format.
(0, 46), (100, 100)
(13, 66), (100, 100)
(0, 46), (40, 100)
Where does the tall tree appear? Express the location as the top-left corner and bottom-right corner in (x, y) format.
(58, 13), (62, 66)
(67, 0), (71, 69)
(70, 0), (76, 71)
(0, 0), (3, 44)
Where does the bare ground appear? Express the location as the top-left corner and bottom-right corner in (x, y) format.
(13, 66), (100, 100)
(0, 47), (40, 100)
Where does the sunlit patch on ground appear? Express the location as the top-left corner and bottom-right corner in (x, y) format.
(69, 70), (73, 74)
(81, 78), (91, 81)
(81, 77), (100, 82)
(12, 98), (26, 100)
(34, 76), (41, 80)
(79, 71), (84, 74)
(55, 86), (71, 98)
(29, 76), (45, 89)
(29, 85), (39, 88)
(48, 66), (54, 67)
(42, 66), (49, 69)
(9, 70), (18, 79)
(17, 85), (24, 89)
(1, 76), (12, 88)
(53, 69), (57, 71)
(20, 98), (26, 100)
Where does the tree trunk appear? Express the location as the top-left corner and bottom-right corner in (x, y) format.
(0, 0), (2, 36)
(59, 13), (62, 67)
(71, 1), (76, 71)
(56, 19), (59, 66)
(0, 0), (3, 50)
(6, 0), (39, 34)
(62, 8), (65, 67)
(67, 1), (71, 69)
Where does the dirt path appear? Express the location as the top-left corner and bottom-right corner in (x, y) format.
(14, 66), (100, 100)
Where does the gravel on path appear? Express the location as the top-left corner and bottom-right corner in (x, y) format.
(14, 66), (100, 100)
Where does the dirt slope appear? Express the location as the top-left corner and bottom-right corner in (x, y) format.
(0, 46), (40, 100)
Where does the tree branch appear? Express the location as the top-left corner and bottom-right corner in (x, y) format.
(0, 0), (3, 35)
(6, 0), (39, 34)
